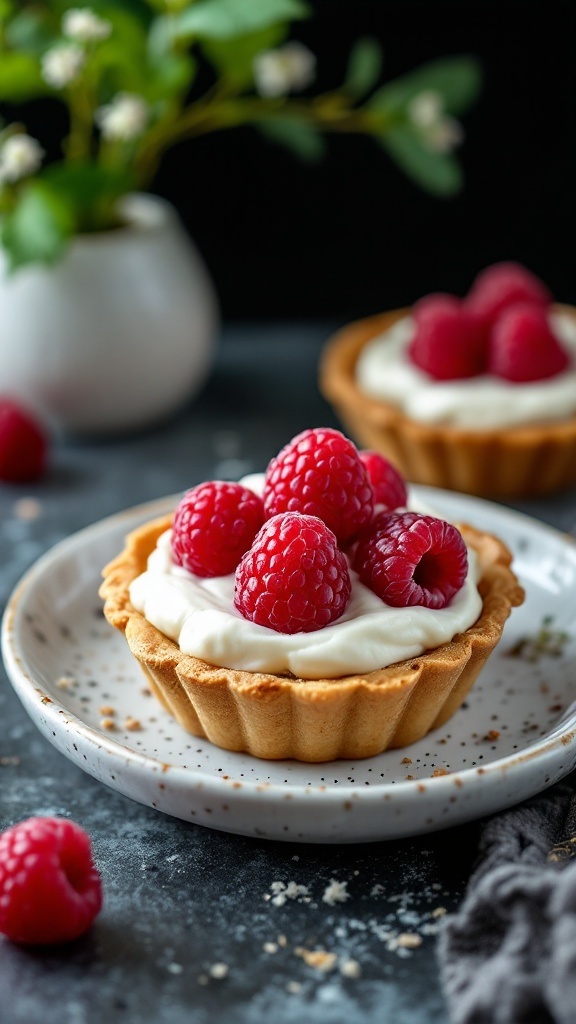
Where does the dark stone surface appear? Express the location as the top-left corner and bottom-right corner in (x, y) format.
(1, 323), (575, 1024)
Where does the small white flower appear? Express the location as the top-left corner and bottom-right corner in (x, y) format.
(96, 93), (149, 141)
(408, 90), (444, 129)
(408, 89), (463, 154)
(63, 8), (112, 43)
(254, 41), (316, 98)
(0, 133), (44, 184)
(41, 43), (85, 88)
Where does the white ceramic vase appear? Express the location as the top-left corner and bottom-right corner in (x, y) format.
(0, 193), (219, 435)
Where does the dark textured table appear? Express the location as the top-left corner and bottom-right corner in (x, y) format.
(1, 322), (575, 1024)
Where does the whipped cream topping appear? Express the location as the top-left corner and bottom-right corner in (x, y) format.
(356, 311), (576, 429)
(129, 478), (483, 680)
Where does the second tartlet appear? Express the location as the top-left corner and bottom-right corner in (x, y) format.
(319, 263), (576, 499)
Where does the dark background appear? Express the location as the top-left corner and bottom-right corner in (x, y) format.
(9, 0), (576, 321)
(152, 0), (576, 320)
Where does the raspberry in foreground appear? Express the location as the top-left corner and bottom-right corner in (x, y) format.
(263, 427), (373, 544)
(488, 303), (570, 382)
(0, 399), (47, 483)
(0, 817), (103, 945)
(408, 294), (488, 379)
(171, 481), (264, 577)
(359, 450), (408, 511)
(466, 261), (552, 328)
(234, 512), (351, 633)
(352, 511), (468, 609)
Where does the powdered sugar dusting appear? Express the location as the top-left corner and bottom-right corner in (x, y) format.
(322, 879), (350, 905)
(268, 881), (311, 906)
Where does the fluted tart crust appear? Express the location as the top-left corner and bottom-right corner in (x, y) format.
(319, 306), (576, 499)
(100, 514), (524, 762)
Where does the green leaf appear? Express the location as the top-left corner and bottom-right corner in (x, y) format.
(380, 126), (462, 196)
(5, 10), (58, 54)
(0, 52), (46, 101)
(91, 7), (151, 94)
(144, 0), (189, 11)
(146, 51), (195, 100)
(63, 0), (151, 25)
(88, 3), (194, 101)
(147, 13), (177, 59)
(1, 182), (74, 271)
(42, 162), (134, 230)
(257, 117), (326, 161)
(343, 37), (383, 100)
(202, 24), (286, 88)
(173, 0), (309, 41)
(370, 56), (482, 118)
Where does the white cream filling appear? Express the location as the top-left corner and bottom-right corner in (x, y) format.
(356, 311), (576, 429)
(129, 478), (483, 680)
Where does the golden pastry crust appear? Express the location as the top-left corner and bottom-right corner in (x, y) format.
(100, 514), (524, 762)
(319, 305), (576, 498)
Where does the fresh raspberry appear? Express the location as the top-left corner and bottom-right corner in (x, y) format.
(0, 398), (47, 483)
(352, 511), (468, 609)
(358, 450), (408, 511)
(234, 512), (351, 633)
(171, 481), (264, 577)
(408, 294), (488, 379)
(263, 427), (373, 544)
(488, 303), (570, 382)
(466, 261), (552, 329)
(0, 816), (102, 945)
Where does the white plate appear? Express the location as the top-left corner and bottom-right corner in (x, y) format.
(2, 488), (576, 844)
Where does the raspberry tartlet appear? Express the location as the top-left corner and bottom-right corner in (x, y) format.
(100, 429), (523, 762)
(319, 263), (576, 498)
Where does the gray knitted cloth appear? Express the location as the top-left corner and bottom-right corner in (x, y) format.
(438, 786), (576, 1024)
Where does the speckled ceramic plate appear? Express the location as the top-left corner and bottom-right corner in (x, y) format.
(2, 489), (576, 844)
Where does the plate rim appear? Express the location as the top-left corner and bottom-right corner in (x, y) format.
(2, 486), (576, 809)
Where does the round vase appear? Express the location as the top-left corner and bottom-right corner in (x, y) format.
(0, 193), (219, 435)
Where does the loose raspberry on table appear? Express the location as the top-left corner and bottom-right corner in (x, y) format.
(234, 512), (351, 633)
(0, 398), (48, 483)
(488, 303), (570, 382)
(358, 450), (408, 511)
(408, 294), (488, 379)
(263, 427), (373, 544)
(0, 816), (103, 945)
(171, 481), (264, 577)
(466, 261), (552, 329)
(352, 511), (468, 609)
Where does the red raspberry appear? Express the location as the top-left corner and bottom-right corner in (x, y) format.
(352, 511), (468, 609)
(234, 512), (351, 634)
(171, 481), (264, 577)
(466, 261), (552, 328)
(488, 303), (570, 382)
(408, 294), (488, 379)
(359, 450), (408, 511)
(0, 398), (47, 483)
(263, 427), (373, 544)
(0, 816), (102, 945)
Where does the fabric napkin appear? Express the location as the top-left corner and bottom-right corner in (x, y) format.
(437, 784), (576, 1024)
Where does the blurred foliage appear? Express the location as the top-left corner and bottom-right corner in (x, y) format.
(0, 0), (481, 270)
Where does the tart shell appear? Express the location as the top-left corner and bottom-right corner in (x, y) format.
(319, 306), (576, 498)
(100, 514), (524, 762)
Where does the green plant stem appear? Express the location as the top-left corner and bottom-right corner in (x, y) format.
(0, 181), (17, 215)
(65, 83), (96, 163)
(132, 91), (390, 189)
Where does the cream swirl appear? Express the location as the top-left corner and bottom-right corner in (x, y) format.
(356, 311), (576, 429)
